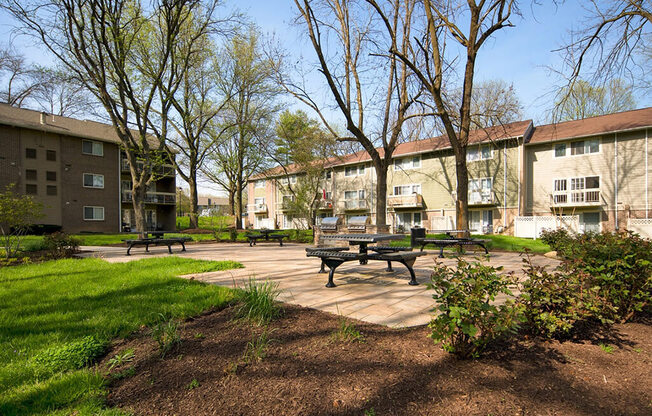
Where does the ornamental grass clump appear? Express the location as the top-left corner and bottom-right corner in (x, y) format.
(428, 259), (524, 359)
(234, 276), (282, 326)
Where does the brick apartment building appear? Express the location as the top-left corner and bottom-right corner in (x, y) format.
(0, 103), (176, 233)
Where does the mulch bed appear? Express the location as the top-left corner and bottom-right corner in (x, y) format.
(102, 304), (652, 416)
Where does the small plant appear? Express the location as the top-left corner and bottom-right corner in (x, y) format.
(332, 317), (364, 343)
(187, 378), (200, 390)
(242, 328), (274, 364)
(599, 343), (614, 354)
(107, 348), (135, 370)
(33, 335), (106, 373)
(150, 314), (181, 358)
(428, 259), (524, 358)
(110, 366), (136, 380)
(43, 231), (81, 258)
(194, 332), (205, 339)
(364, 408), (376, 416)
(234, 276), (282, 326)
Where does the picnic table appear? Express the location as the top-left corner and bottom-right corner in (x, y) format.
(308, 233), (425, 287)
(415, 229), (488, 258)
(246, 230), (289, 246)
(123, 232), (192, 256)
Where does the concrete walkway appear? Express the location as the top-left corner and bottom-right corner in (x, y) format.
(79, 241), (559, 328)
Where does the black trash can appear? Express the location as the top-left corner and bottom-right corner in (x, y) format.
(410, 227), (426, 248)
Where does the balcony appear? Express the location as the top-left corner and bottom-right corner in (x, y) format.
(344, 199), (368, 210)
(317, 199), (334, 210)
(121, 159), (175, 177)
(281, 196), (296, 211)
(122, 191), (176, 205)
(387, 193), (424, 209)
(248, 203), (268, 214)
(468, 190), (497, 206)
(551, 190), (601, 207)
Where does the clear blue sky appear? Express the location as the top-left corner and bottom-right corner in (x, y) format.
(1, 0), (646, 124)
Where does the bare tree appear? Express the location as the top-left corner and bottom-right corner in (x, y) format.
(558, 0), (652, 94)
(31, 67), (98, 117)
(554, 78), (637, 121)
(367, 0), (518, 232)
(201, 26), (279, 228)
(1, 0), (223, 235)
(282, 0), (418, 229)
(0, 44), (42, 107)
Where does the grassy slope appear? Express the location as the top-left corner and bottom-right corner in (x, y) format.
(0, 257), (242, 415)
(390, 233), (550, 253)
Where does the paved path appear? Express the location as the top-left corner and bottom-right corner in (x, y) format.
(79, 242), (559, 328)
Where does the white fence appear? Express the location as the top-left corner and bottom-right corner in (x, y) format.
(627, 218), (652, 239)
(514, 215), (579, 239)
(430, 216), (455, 231)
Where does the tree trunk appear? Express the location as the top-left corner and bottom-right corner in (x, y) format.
(454, 151), (469, 235)
(235, 184), (243, 230)
(132, 183), (148, 237)
(188, 177), (199, 229)
(227, 189), (235, 216)
(375, 161), (388, 228)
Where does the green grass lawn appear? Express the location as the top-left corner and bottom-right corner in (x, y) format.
(0, 257), (242, 415)
(390, 233), (550, 253)
(176, 215), (234, 230)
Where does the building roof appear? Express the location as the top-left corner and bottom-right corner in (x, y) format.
(251, 119), (533, 180)
(529, 107), (652, 144)
(198, 195), (229, 206)
(0, 103), (150, 145)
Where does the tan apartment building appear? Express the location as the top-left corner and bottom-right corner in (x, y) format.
(0, 104), (177, 233)
(247, 107), (652, 236)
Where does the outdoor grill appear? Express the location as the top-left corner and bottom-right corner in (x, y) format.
(347, 216), (369, 233)
(319, 216), (340, 232)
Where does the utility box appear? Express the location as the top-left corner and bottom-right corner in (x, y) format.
(410, 227), (426, 248)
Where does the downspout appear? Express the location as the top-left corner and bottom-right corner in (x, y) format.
(517, 137), (522, 217)
(646, 128), (649, 219)
(118, 151), (122, 232)
(503, 140), (507, 229)
(615, 133), (618, 230)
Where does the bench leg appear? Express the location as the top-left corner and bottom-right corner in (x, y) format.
(319, 261), (326, 273)
(438, 246), (445, 258)
(420, 244), (426, 252)
(323, 259), (345, 288)
(358, 245), (368, 265)
(399, 258), (419, 286)
(145, 244), (150, 252)
(249, 239), (253, 247)
(385, 261), (393, 272)
(126, 245), (132, 256)
(479, 243), (488, 255)
(279, 239), (283, 247)
(181, 242), (187, 252)
(167, 244), (173, 254)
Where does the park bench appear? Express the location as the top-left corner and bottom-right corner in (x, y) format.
(415, 238), (489, 258)
(247, 232), (289, 247)
(124, 236), (192, 256)
(305, 247), (350, 273)
(368, 246), (412, 253)
(306, 249), (426, 287)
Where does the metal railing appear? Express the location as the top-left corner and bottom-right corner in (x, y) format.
(121, 159), (175, 177)
(468, 190), (497, 205)
(344, 199), (368, 210)
(551, 190), (601, 206)
(122, 191), (176, 205)
(387, 193), (424, 208)
(247, 203), (268, 213)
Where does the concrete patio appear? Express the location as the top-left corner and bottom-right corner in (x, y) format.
(79, 241), (559, 328)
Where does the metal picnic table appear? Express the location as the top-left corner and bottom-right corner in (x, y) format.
(321, 233), (405, 264)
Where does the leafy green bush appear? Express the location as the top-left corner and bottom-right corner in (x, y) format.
(519, 255), (613, 338)
(565, 231), (652, 322)
(234, 277), (282, 326)
(33, 335), (106, 373)
(428, 259), (524, 358)
(151, 314), (181, 357)
(43, 232), (81, 258)
(539, 228), (574, 255)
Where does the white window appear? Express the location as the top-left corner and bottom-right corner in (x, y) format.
(254, 180), (265, 188)
(466, 145), (493, 162)
(394, 156), (421, 170)
(280, 175), (297, 185)
(254, 197), (265, 205)
(554, 179), (567, 191)
(82, 140), (103, 156)
(395, 212), (422, 231)
(469, 178), (492, 192)
(83, 206), (104, 221)
(393, 184), (421, 195)
(344, 190), (365, 200)
(345, 165), (365, 176)
(324, 170), (332, 179)
(554, 143), (567, 158)
(571, 177), (585, 190)
(83, 173), (104, 189)
(570, 139), (600, 156)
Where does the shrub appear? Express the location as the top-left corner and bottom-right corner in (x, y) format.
(539, 228), (574, 255)
(518, 255), (613, 338)
(33, 335), (106, 373)
(234, 277), (282, 326)
(428, 259), (524, 358)
(151, 314), (181, 357)
(43, 232), (81, 258)
(564, 231), (652, 322)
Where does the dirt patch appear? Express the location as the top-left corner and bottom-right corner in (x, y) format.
(102, 305), (652, 416)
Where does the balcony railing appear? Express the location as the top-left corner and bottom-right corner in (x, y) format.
(387, 193), (424, 208)
(121, 159), (175, 177)
(281, 197), (296, 211)
(468, 190), (497, 206)
(317, 199), (334, 210)
(122, 191), (176, 205)
(344, 199), (368, 210)
(551, 190), (601, 207)
(247, 203), (268, 214)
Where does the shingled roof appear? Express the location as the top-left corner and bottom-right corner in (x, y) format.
(529, 107), (652, 144)
(252, 119), (533, 180)
(0, 103), (152, 145)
